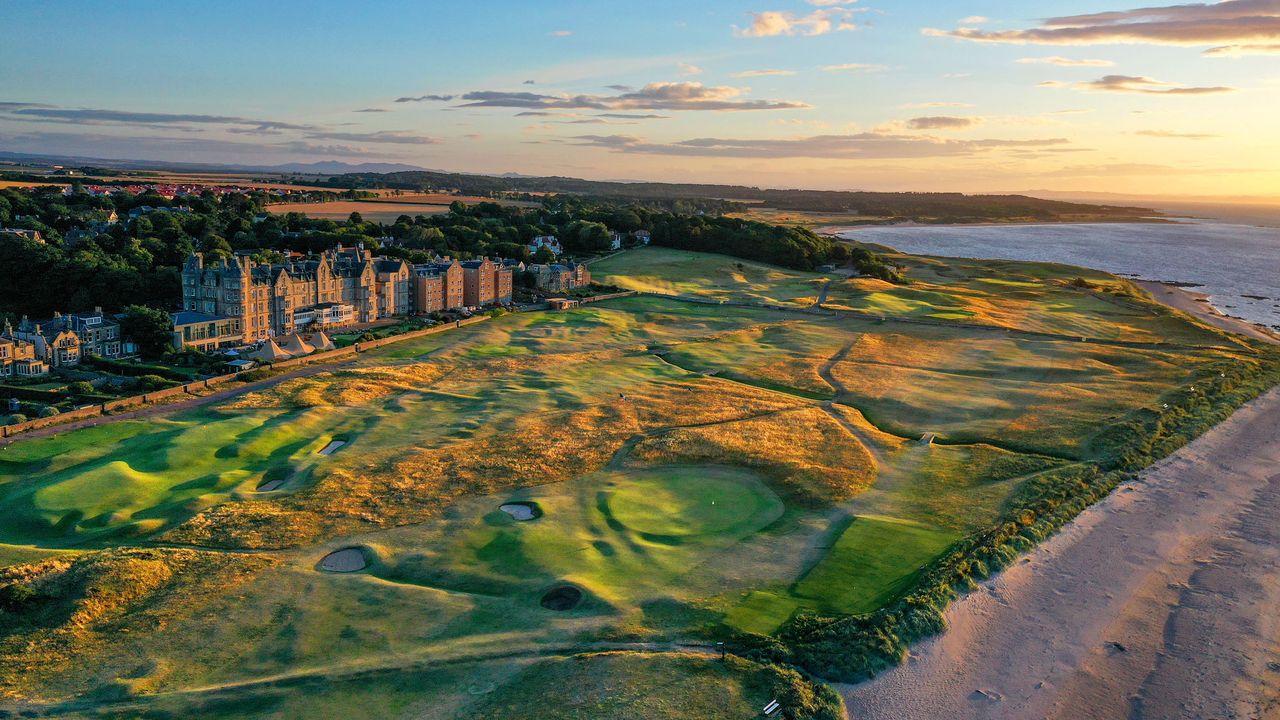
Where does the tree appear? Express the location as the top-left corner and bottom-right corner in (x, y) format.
(120, 305), (174, 359)
(533, 245), (556, 264)
(68, 381), (95, 396)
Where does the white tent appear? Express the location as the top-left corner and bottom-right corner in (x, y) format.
(310, 331), (336, 352)
(247, 339), (292, 363)
(280, 333), (316, 357)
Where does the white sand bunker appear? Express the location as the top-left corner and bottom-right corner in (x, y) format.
(318, 547), (367, 573)
(500, 502), (539, 521)
(318, 440), (346, 456)
(257, 479), (285, 492)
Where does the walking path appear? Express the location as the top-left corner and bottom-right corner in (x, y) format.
(841, 387), (1280, 719)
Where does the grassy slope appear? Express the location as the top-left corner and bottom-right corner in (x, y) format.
(2, 246), (1271, 715)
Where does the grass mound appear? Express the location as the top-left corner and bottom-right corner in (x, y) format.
(629, 407), (877, 506)
(604, 471), (778, 538)
(466, 652), (844, 720)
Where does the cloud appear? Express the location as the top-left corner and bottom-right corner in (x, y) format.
(905, 116), (981, 130)
(566, 132), (1069, 160)
(821, 63), (886, 72)
(678, 62), (704, 76)
(0, 102), (55, 111)
(597, 113), (670, 119)
(1017, 56), (1115, 66)
(354, 108), (389, 113)
(960, 16), (990, 25)
(1074, 74), (1235, 94)
(1134, 129), (1219, 138)
(1204, 42), (1280, 55)
(3, 106), (313, 131)
(730, 69), (798, 78)
(548, 30), (572, 37)
(302, 130), (438, 145)
(735, 8), (861, 37)
(394, 94), (455, 103)
(924, 0), (1280, 47)
(0, 130), (393, 161)
(454, 82), (810, 111)
(900, 101), (974, 109)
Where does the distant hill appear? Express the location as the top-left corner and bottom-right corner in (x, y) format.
(0, 151), (427, 176)
(318, 170), (1156, 223)
(260, 161), (429, 175)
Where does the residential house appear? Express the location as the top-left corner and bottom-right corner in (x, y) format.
(411, 265), (448, 314)
(0, 327), (49, 378)
(527, 261), (591, 294)
(493, 262), (513, 304)
(66, 307), (133, 359)
(0, 228), (42, 243)
(529, 235), (563, 257)
(374, 258), (413, 317)
(13, 315), (81, 367)
(461, 258), (496, 307)
(427, 257), (464, 311)
(171, 311), (242, 352)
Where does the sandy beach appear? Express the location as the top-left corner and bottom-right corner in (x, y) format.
(1135, 280), (1280, 344)
(841, 384), (1280, 718)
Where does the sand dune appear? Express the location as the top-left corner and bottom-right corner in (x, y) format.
(841, 387), (1280, 719)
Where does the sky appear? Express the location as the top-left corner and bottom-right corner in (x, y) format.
(1, 0), (1278, 196)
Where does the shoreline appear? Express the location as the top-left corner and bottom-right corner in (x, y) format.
(823, 223), (1280, 340)
(1134, 280), (1280, 344)
(814, 218), (1169, 235)
(841, 386), (1280, 719)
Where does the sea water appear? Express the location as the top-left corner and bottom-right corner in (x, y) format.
(842, 221), (1280, 330)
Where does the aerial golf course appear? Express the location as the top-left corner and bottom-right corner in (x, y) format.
(2, 245), (1278, 719)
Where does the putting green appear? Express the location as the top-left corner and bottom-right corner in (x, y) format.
(605, 470), (777, 537)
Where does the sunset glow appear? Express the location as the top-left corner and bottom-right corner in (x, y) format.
(3, 1), (1278, 196)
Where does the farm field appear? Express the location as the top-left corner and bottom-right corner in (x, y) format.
(0, 247), (1273, 718)
(265, 200), (454, 222)
(266, 194), (536, 223)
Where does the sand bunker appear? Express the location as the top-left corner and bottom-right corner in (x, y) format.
(318, 440), (346, 456)
(540, 585), (583, 611)
(255, 467), (291, 492)
(500, 502), (541, 521)
(318, 547), (367, 573)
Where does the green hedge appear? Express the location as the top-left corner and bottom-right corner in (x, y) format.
(80, 355), (189, 382)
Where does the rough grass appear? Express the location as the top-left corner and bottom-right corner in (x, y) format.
(467, 652), (842, 720)
(0, 549), (273, 701)
(827, 252), (1237, 345)
(592, 247), (829, 306)
(628, 406), (877, 506)
(0, 247), (1265, 712)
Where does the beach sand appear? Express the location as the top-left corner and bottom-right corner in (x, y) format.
(840, 386), (1280, 719)
(1136, 280), (1280, 344)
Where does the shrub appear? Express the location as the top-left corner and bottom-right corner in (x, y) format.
(136, 374), (170, 391)
(0, 582), (43, 612)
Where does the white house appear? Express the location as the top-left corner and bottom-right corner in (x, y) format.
(529, 235), (563, 256)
